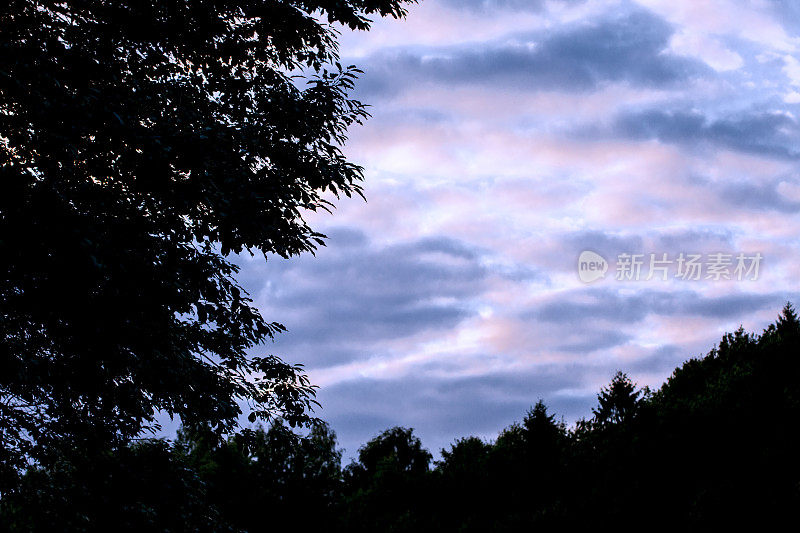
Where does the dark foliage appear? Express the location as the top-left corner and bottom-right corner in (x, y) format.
(174, 421), (343, 532)
(0, 0), (415, 492)
(2, 439), (232, 532)
(341, 427), (433, 532)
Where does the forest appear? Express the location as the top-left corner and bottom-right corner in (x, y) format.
(3, 304), (798, 530)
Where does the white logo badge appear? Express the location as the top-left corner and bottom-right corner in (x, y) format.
(578, 251), (608, 283)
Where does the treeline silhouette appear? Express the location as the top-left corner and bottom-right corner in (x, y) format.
(3, 304), (799, 531)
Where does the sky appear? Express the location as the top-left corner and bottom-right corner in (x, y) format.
(238, 0), (800, 458)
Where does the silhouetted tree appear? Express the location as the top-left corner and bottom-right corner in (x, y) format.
(349, 426), (432, 480)
(776, 301), (799, 338)
(523, 399), (566, 455)
(592, 371), (643, 426)
(438, 436), (491, 478)
(343, 427), (432, 532)
(0, 0), (416, 492)
(433, 437), (492, 532)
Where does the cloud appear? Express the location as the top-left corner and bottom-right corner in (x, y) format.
(652, 228), (736, 251)
(356, 9), (710, 97)
(316, 365), (594, 458)
(437, 0), (588, 14)
(763, 0), (800, 36)
(721, 179), (800, 213)
(251, 234), (482, 365)
(556, 329), (631, 353)
(240, 228), (541, 368)
(533, 288), (787, 325)
(612, 108), (800, 158)
(636, 0), (797, 52)
(438, 0), (549, 12)
(668, 29), (743, 72)
(624, 344), (685, 374)
(564, 230), (644, 259)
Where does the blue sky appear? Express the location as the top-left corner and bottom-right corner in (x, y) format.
(240, 0), (800, 458)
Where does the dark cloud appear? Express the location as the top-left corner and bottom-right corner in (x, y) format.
(721, 179), (800, 213)
(438, 0), (588, 13)
(553, 228), (752, 279)
(565, 230), (644, 260)
(652, 228), (735, 251)
(534, 290), (646, 324)
(238, 228), (540, 368)
(557, 329), (631, 353)
(534, 288), (787, 325)
(555, 229), (740, 277)
(438, 0), (549, 12)
(356, 10), (709, 96)
(321, 226), (369, 248)
(316, 365), (593, 458)
(613, 108), (800, 159)
(254, 235), (483, 365)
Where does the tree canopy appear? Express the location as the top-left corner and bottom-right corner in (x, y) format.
(0, 0), (416, 486)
